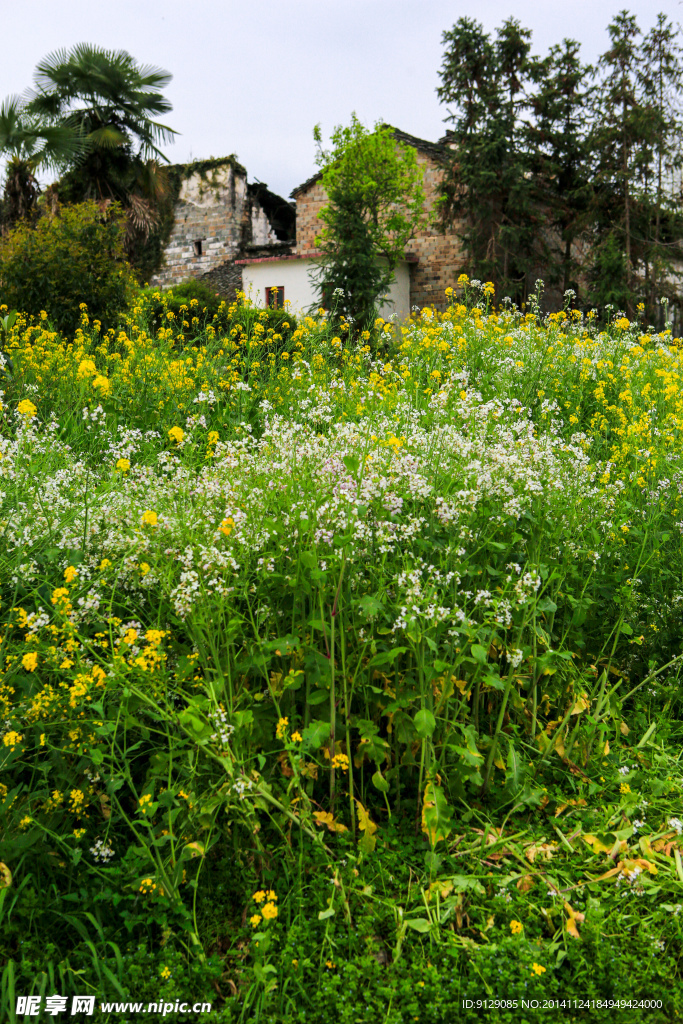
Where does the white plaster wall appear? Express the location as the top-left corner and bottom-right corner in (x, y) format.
(382, 261), (410, 322)
(241, 259), (319, 313)
(242, 258), (410, 322)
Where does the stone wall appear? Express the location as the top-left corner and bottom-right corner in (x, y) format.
(291, 142), (465, 312)
(150, 161), (294, 296)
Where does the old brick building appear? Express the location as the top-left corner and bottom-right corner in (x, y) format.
(153, 130), (465, 313)
(288, 128), (465, 310)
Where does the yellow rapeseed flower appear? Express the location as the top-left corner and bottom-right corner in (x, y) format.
(261, 902), (278, 920)
(168, 426), (184, 445)
(531, 963), (546, 976)
(17, 399), (37, 419)
(64, 566), (78, 583)
(276, 717), (289, 740)
(510, 920), (523, 934)
(22, 652), (38, 672)
(116, 458), (131, 472)
(141, 511), (158, 527)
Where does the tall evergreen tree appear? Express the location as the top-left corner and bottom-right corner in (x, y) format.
(639, 13), (683, 316)
(589, 11), (650, 313)
(437, 17), (538, 302)
(525, 40), (594, 296)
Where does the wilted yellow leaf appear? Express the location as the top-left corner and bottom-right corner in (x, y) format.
(421, 782), (452, 846)
(525, 842), (557, 864)
(555, 798), (587, 817)
(427, 879), (454, 901)
(313, 811), (348, 834)
(620, 721), (629, 736)
(571, 694), (589, 715)
(620, 857), (657, 877)
(564, 901), (585, 939)
(494, 756), (506, 770)
(583, 834), (627, 856)
(0, 862), (11, 888)
(516, 873), (535, 892)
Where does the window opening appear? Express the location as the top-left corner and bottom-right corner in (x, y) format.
(266, 286), (285, 310)
(193, 239), (203, 257)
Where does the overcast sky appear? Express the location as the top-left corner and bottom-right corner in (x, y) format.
(2, 0), (680, 200)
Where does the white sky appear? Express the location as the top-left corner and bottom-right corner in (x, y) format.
(2, 0), (679, 200)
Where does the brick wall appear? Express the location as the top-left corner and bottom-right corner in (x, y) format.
(292, 180), (328, 255)
(408, 151), (465, 310)
(292, 148), (466, 311)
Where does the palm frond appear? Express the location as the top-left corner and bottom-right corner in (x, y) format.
(87, 125), (128, 150)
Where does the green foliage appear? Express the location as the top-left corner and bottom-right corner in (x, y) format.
(140, 280), (225, 320)
(437, 12), (683, 320)
(588, 231), (630, 309)
(437, 17), (538, 303)
(312, 115), (424, 329)
(0, 201), (136, 334)
(136, 283), (298, 348)
(0, 96), (84, 228)
(0, 44), (178, 276)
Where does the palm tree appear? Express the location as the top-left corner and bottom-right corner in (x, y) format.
(0, 95), (84, 227)
(25, 44), (177, 250)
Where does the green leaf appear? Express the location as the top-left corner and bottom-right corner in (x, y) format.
(318, 907), (335, 920)
(307, 689), (329, 706)
(367, 647), (407, 669)
(413, 709), (436, 739)
(356, 595), (384, 618)
(372, 770), (390, 793)
(405, 918), (431, 933)
(471, 644), (488, 664)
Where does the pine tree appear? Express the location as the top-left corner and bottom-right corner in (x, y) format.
(437, 17), (538, 302)
(590, 11), (650, 313)
(639, 13), (683, 317)
(525, 40), (594, 298)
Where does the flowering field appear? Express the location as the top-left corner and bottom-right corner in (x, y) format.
(1, 286), (682, 1022)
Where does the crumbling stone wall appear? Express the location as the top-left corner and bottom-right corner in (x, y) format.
(150, 159), (294, 296)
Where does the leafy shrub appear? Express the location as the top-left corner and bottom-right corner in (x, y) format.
(136, 284), (298, 348)
(0, 200), (136, 335)
(139, 279), (224, 321)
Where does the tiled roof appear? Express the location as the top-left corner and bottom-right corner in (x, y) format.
(290, 126), (449, 198)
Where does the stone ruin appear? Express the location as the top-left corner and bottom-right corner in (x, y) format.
(149, 156), (295, 299)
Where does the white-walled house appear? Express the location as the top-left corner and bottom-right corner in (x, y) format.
(236, 251), (413, 321)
